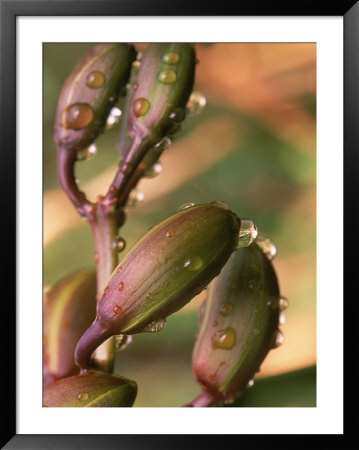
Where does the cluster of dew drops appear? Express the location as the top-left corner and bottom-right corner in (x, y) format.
(74, 49), (207, 260)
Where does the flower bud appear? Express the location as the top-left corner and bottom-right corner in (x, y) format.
(43, 370), (137, 407)
(43, 269), (96, 385)
(191, 241), (282, 406)
(126, 43), (195, 159)
(54, 43), (136, 151)
(75, 203), (242, 370)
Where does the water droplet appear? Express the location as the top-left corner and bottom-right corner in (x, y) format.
(136, 52), (143, 61)
(266, 297), (280, 309)
(133, 83), (139, 91)
(94, 252), (100, 264)
(158, 69), (177, 84)
(118, 282), (125, 292)
(279, 311), (286, 325)
(163, 52), (180, 64)
(113, 304), (123, 314)
(212, 327), (236, 350)
(144, 319), (166, 333)
(145, 162), (163, 178)
(146, 292), (153, 301)
(132, 60), (141, 69)
(237, 219), (258, 248)
(112, 237), (126, 252)
(106, 107), (122, 130)
(115, 334), (132, 350)
(247, 378), (255, 387)
(177, 202), (195, 211)
(86, 70), (105, 88)
(219, 301), (233, 316)
(76, 143), (97, 161)
(279, 296), (289, 310)
(186, 91), (207, 116)
(272, 330), (284, 348)
(133, 98), (150, 117)
(183, 256), (203, 271)
(165, 230), (174, 238)
(104, 287), (109, 295)
(211, 200), (229, 210)
(127, 189), (144, 207)
(256, 236), (277, 260)
(117, 266), (123, 272)
(62, 103), (94, 130)
(154, 136), (172, 153)
(77, 392), (89, 402)
(169, 107), (186, 123)
(226, 279), (238, 290)
(248, 279), (261, 291)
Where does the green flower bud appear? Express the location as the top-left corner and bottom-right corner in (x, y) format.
(43, 269), (96, 385)
(54, 43), (136, 151)
(75, 203), (242, 370)
(191, 240), (283, 406)
(126, 43), (195, 158)
(43, 370), (137, 407)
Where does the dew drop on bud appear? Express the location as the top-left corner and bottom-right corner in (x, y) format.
(62, 103), (94, 130)
(169, 108), (186, 123)
(133, 98), (150, 117)
(118, 282), (125, 292)
(219, 301), (233, 317)
(154, 136), (172, 153)
(237, 219), (258, 248)
(113, 305), (123, 314)
(248, 279), (261, 291)
(247, 378), (255, 387)
(77, 392), (89, 401)
(86, 70), (105, 89)
(94, 252), (100, 264)
(132, 60), (141, 70)
(279, 296), (289, 310)
(163, 52), (180, 64)
(272, 330), (284, 348)
(279, 311), (286, 325)
(183, 256), (203, 271)
(106, 107), (122, 130)
(127, 189), (144, 207)
(165, 230), (174, 238)
(144, 319), (167, 333)
(177, 202), (196, 211)
(186, 91), (207, 116)
(77, 143), (98, 162)
(158, 69), (177, 84)
(145, 162), (163, 178)
(75, 178), (80, 185)
(212, 327), (236, 350)
(112, 237), (126, 253)
(115, 334), (132, 350)
(256, 236), (277, 261)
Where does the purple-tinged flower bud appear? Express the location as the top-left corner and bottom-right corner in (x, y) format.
(126, 43), (196, 160)
(43, 269), (96, 385)
(191, 240), (284, 406)
(75, 202), (246, 371)
(43, 370), (137, 407)
(54, 43), (136, 152)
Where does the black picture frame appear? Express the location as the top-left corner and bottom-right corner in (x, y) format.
(1, 0), (356, 448)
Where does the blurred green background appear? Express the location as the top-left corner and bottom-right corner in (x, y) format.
(43, 43), (316, 406)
